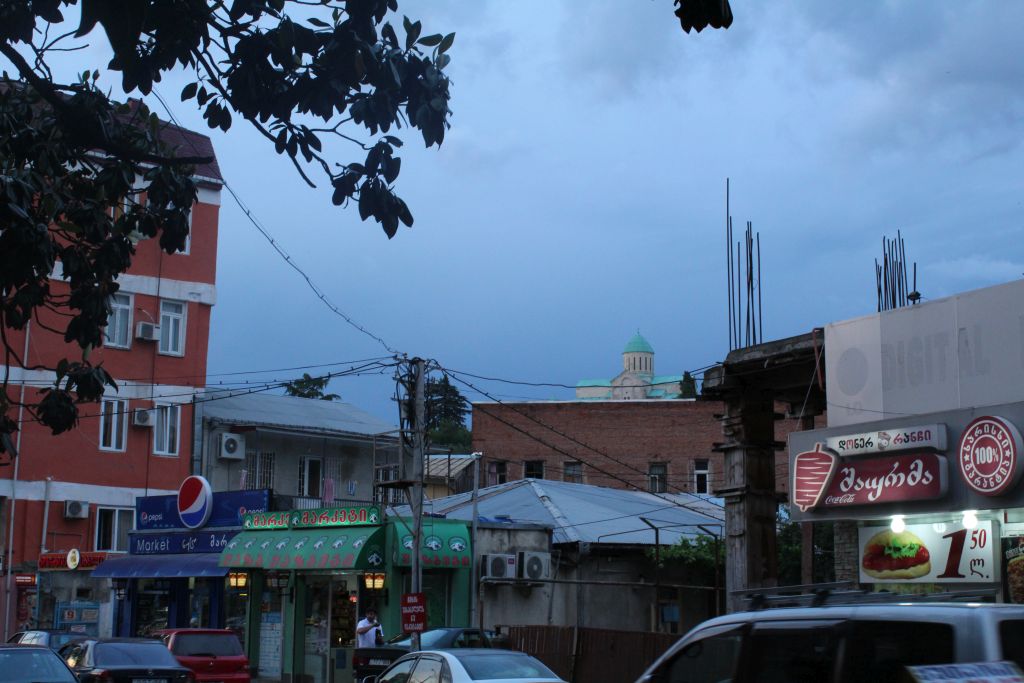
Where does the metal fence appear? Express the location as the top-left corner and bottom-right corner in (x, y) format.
(504, 625), (678, 683)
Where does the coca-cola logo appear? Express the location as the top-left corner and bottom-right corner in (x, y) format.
(958, 416), (1023, 496)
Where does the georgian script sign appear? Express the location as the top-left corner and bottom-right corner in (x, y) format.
(819, 453), (948, 508)
(792, 442), (948, 511)
(958, 415), (1023, 496)
(825, 424), (947, 456)
(244, 511), (290, 530)
(290, 506), (381, 529)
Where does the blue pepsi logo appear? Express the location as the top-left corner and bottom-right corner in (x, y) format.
(177, 476), (213, 529)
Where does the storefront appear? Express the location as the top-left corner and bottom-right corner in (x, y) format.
(92, 476), (268, 640)
(219, 506), (471, 683)
(790, 404), (1024, 599)
(33, 550), (109, 634)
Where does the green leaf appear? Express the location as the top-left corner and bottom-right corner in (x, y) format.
(308, 17), (329, 27)
(180, 82), (198, 101)
(405, 19), (422, 50)
(436, 53), (451, 70)
(418, 34), (442, 47)
(438, 32), (455, 54)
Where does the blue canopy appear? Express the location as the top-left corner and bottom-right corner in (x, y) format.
(91, 553), (228, 578)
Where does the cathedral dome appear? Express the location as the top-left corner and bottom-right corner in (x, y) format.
(623, 332), (654, 355)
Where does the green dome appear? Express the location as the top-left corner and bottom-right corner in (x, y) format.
(623, 332), (654, 354)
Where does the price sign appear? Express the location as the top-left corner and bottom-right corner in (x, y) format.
(859, 520), (998, 584)
(401, 592), (427, 634)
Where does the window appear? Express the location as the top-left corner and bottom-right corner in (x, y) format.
(104, 293), (132, 349)
(374, 464), (403, 505)
(378, 659), (415, 683)
(1001, 620), (1024, 669)
(99, 399), (128, 452)
(694, 459), (710, 495)
(742, 627), (837, 683)
(153, 403), (180, 456)
(649, 463), (667, 493)
(655, 628), (743, 683)
(488, 461), (508, 486)
(245, 450), (275, 490)
(96, 507), (133, 552)
(409, 657), (445, 683)
(181, 206), (193, 255)
(524, 460), (545, 479)
(158, 300), (186, 356)
(563, 461), (583, 484)
(298, 457), (323, 497)
(841, 621), (954, 683)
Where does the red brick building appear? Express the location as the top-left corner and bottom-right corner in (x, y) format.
(472, 399), (807, 497)
(0, 122), (222, 637)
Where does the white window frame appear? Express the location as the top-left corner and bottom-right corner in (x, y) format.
(153, 402), (181, 456)
(104, 293), (133, 350)
(158, 299), (186, 356)
(245, 450), (276, 490)
(95, 507), (134, 552)
(298, 456), (323, 498)
(181, 206), (193, 255)
(99, 398), (128, 452)
(694, 459), (711, 495)
(649, 462), (668, 494)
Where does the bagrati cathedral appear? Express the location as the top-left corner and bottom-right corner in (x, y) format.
(575, 332), (687, 400)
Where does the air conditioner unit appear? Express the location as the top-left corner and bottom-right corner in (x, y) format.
(63, 500), (89, 520)
(220, 432), (245, 460)
(135, 322), (160, 341)
(517, 551), (552, 582)
(481, 553), (517, 580)
(133, 408), (155, 427)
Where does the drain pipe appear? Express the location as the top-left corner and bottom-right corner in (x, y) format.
(40, 477), (53, 553)
(4, 320), (32, 640)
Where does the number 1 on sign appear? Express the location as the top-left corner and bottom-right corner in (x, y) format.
(938, 529), (967, 579)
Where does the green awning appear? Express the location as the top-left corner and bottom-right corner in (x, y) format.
(393, 520), (471, 569)
(219, 526), (385, 570)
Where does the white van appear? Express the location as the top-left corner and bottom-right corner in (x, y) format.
(636, 603), (1024, 683)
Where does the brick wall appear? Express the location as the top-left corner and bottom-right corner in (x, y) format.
(472, 400), (812, 495)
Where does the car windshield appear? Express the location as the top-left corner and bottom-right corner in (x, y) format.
(95, 642), (179, 666)
(457, 653), (557, 680)
(171, 633), (243, 657)
(387, 630), (449, 649)
(0, 649), (77, 683)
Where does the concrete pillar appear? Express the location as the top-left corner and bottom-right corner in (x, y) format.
(718, 391), (779, 612)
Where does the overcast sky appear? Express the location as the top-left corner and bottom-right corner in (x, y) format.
(15, 2), (1024, 423)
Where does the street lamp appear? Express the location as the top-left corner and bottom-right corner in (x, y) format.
(228, 572), (248, 589)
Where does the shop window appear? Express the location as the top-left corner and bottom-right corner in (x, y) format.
(563, 461), (583, 484)
(649, 463), (667, 493)
(99, 399), (128, 452)
(104, 293), (132, 349)
(136, 579), (170, 637)
(524, 460), (544, 479)
(694, 459), (710, 495)
(245, 450), (275, 490)
(158, 299), (186, 356)
(153, 403), (180, 456)
(298, 456), (323, 497)
(95, 507), (133, 552)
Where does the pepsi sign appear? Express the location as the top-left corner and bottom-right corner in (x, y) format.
(136, 487), (270, 530)
(178, 476), (213, 529)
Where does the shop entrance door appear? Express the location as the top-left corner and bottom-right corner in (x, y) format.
(304, 577), (331, 683)
(423, 573), (449, 629)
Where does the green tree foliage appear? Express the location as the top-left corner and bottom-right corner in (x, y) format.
(679, 371), (697, 398)
(0, 0), (453, 454)
(425, 375), (470, 450)
(284, 373), (340, 401)
(649, 534), (722, 585)
(777, 517), (836, 586)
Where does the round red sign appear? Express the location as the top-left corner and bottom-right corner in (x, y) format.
(958, 416), (1023, 496)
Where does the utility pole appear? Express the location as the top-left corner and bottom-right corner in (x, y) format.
(410, 358), (426, 652)
(469, 452), (482, 627)
(640, 517), (660, 632)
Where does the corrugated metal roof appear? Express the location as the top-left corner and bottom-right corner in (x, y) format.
(406, 479), (724, 546)
(199, 391), (397, 438)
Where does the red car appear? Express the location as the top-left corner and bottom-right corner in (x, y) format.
(155, 629), (250, 683)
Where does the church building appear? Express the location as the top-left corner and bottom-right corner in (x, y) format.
(575, 332), (684, 400)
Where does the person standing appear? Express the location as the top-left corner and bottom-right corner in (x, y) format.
(355, 607), (383, 648)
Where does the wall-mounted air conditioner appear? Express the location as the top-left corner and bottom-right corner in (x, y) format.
(63, 500), (89, 520)
(133, 408), (155, 427)
(517, 551), (552, 582)
(481, 553), (517, 580)
(220, 432), (245, 460)
(135, 322), (160, 341)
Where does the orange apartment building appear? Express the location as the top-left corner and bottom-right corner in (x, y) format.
(0, 123), (222, 637)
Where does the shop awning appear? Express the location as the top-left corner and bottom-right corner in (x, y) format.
(91, 553), (229, 578)
(393, 520), (471, 569)
(219, 526), (385, 570)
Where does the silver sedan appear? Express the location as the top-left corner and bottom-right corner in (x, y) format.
(363, 648), (566, 683)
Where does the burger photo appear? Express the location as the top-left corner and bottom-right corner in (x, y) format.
(861, 529), (932, 580)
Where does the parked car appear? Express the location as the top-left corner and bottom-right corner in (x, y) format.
(635, 602), (1024, 683)
(353, 628), (493, 680)
(0, 644), (78, 683)
(7, 629), (81, 650)
(57, 638), (194, 683)
(154, 628), (250, 683)
(363, 649), (565, 683)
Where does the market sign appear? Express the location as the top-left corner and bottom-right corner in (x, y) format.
(401, 593), (427, 634)
(38, 550), (107, 571)
(957, 416), (1023, 496)
(793, 444), (947, 512)
(129, 530), (237, 555)
(244, 511), (290, 530)
(290, 506), (381, 529)
(825, 424), (946, 456)
(858, 520), (997, 584)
